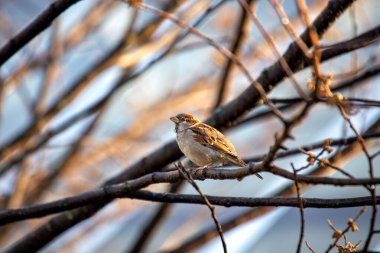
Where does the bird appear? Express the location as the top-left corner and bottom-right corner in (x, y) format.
(170, 113), (262, 179)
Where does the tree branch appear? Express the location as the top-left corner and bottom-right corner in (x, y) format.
(2, 1), (358, 252)
(177, 163), (227, 253)
(1, 189), (380, 226)
(0, 0), (82, 66)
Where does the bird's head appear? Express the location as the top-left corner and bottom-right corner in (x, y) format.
(170, 113), (200, 129)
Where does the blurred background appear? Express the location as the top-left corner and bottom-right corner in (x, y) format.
(0, 0), (380, 252)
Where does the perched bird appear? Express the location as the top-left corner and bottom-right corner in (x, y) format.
(170, 113), (262, 179)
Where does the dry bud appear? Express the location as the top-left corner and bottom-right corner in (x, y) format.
(320, 85), (333, 97)
(318, 157), (330, 167)
(307, 152), (316, 165)
(317, 73), (334, 97)
(323, 138), (333, 146)
(323, 138), (334, 153)
(334, 92), (344, 101)
(336, 240), (362, 253)
(326, 146), (334, 153)
(308, 81), (316, 91)
(347, 218), (359, 231)
(332, 230), (343, 238)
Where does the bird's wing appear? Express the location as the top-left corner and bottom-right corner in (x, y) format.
(190, 123), (237, 156)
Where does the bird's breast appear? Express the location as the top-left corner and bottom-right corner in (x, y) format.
(176, 130), (221, 167)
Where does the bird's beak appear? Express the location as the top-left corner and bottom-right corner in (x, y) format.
(170, 116), (180, 123)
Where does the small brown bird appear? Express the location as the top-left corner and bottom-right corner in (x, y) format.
(170, 113), (262, 179)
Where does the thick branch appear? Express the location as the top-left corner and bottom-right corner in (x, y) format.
(319, 24), (380, 62)
(0, 0), (82, 66)
(1, 189), (379, 226)
(1, 164), (380, 226)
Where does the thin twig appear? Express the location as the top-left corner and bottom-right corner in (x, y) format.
(176, 162), (227, 253)
(270, 0), (312, 59)
(292, 164), (305, 253)
(337, 105), (372, 176)
(337, 104), (377, 251)
(246, 131), (380, 163)
(296, 147), (362, 183)
(349, 5), (359, 76)
(213, 0), (254, 110)
(297, 0), (322, 79)
(239, 0), (308, 99)
(34, 19), (62, 115)
(305, 241), (316, 253)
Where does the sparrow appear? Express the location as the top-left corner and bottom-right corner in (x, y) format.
(170, 113), (262, 179)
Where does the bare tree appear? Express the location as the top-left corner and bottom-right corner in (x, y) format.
(0, 0), (379, 252)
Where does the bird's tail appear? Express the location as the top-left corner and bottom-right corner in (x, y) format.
(228, 155), (263, 179)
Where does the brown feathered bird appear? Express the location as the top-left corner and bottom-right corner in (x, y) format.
(170, 113), (262, 179)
